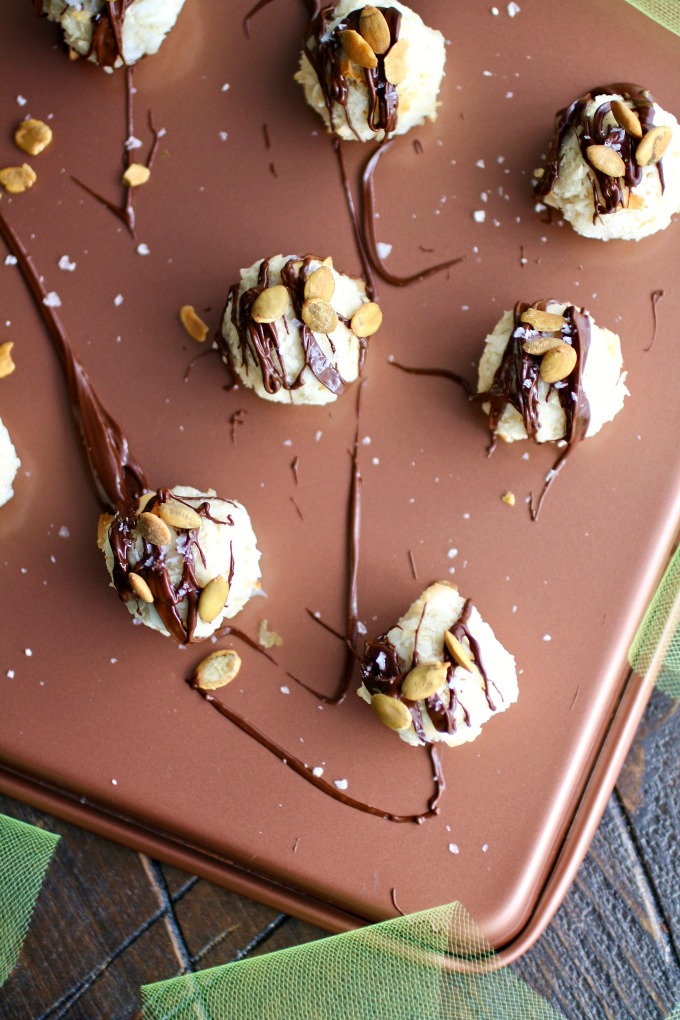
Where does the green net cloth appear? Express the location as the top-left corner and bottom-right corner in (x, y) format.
(141, 902), (564, 1019)
(624, 0), (680, 34)
(0, 813), (59, 987)
(629, 545), (680, 699)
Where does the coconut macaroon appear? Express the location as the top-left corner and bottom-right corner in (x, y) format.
(0, 417), (21, 508)
(218, 253), (382, 406)
(534, 84), (680, 241)
(39, 0), (186, 68)
(358, 582), (518, 748)
(296, 1), (446, 142)
(477, 300), (628, 447)
(99, 486), (261, 643)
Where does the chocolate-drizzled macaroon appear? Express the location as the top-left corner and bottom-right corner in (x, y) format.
(477, 300), (628, 449)
(296, 1), (446, 142)
(37, 0), (186, 68)
(534, 84), (680, 240)
(99, 486), (261, 643)
(358, 582), (518, 748)
(219, 253), (382, 406)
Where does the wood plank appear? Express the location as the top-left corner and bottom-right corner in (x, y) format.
(617, 691), (680, 945)
(514, 690), (680, 1019)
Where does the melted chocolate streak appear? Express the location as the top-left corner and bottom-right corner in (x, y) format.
(72, 71), (161, 240)
(191, 680), (444, 823)
(360, 142), (466, 288)
(283, 383), (365, 705)
(644, 289), (664, 353)
(535, 83), (665, 218)
(37, 0), (150, 237)
(1, 212), (442, 823)
(0, 209), (147, 512)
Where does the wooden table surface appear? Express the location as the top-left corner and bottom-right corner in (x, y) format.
(0, 687), (678, 1020)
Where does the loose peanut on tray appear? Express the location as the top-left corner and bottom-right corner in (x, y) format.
(180, 305), (210, 343)
(14, 118), (53, 156)
(0, 164), (37, 194)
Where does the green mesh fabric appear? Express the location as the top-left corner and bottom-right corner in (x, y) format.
(141, 902), (564, 1019)
(0, 813), (59, 986)
(624, 0), (680, 34)
(666, 1009), (680, 1020)
(629, 545), (680, 699)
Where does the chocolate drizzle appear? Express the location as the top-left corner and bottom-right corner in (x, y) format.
(89, 1), (132, 67)
(0, 207), (147, 512)
(535, 83), (664, 220)
(332, 139), (466, 296)
(216, 255), (370, 398)
(303, 5), (402, 141)
(190, 679), (444, 823)
(72, 72), (161, 240)
(361, 598), (499, 742)
(35, 0), (132, 66)
(360, 142), (466, 287)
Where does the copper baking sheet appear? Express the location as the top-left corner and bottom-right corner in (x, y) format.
(1, 0), (679, 958)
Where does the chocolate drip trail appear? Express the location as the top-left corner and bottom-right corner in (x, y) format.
(243, 0), (323, 39)
(0, 208), (147, 512)
(332, 139), (466, 298)
(361, 598), (498, 741)
(190, 679), (443, 823)
(535, 83), (663, 219)
(285, 381), (364, 705)
(72, 71), (161, 240)
(390, 361), (474, 397)
(361, 142), (466, 287)
(216, 254), (370, 398)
